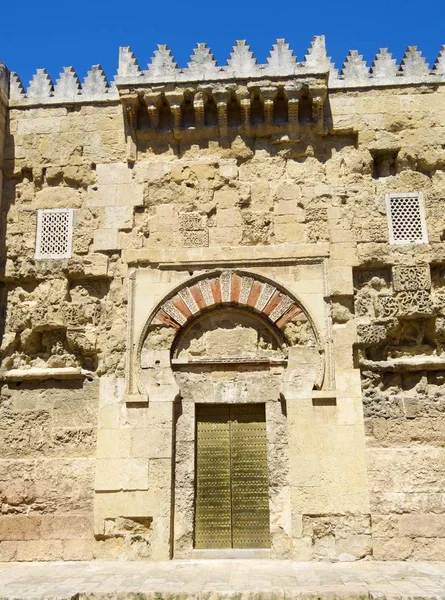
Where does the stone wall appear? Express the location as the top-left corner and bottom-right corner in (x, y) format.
(355, 265), (445, 559)
(1, 39), (445, 560)
(0, 380), (97, 561)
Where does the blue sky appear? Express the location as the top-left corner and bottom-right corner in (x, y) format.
(1, 0), (445, 88)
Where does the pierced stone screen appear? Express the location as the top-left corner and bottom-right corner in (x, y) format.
(35, 209), (74, 259)
(387, 193), (428, 244)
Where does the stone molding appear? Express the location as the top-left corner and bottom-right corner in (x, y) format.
(0, 366), (93, 381)
(138, 269), (320, 344)
(122, 243), (329, 267)
(359, 355), (445, 372)
(118, 78), (327, 156)
(7, 38), (445, 107)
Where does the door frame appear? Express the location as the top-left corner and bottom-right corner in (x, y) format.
(172, 396), (291, 558)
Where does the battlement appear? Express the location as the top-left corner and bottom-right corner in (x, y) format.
(4, 36), (445, 107)
(8, 65), (118, 106)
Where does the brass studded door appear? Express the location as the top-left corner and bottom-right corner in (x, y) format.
(195, 404), (270, 549)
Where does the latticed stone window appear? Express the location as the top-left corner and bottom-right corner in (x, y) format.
(35, 209), (74, 259)
(386, 193), (428, 244)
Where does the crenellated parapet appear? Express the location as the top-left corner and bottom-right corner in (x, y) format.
(117, 37), (335, 85)
(5, 36), (445, 109)
(8, 65), (118, 106)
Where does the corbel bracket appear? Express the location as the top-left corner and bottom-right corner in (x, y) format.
(120, 90), (140, 163)
(164, 91), (185, 140)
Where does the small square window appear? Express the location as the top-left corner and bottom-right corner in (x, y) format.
(35, 209), (74, 259)
(386, 193), (428, 245)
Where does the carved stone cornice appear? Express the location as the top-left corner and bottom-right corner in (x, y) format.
(117, 74), (330, 141)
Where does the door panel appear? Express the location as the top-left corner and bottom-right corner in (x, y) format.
(230, 404), (270, 549)
(195, 405), (232, 549)
(194, 403), (270, 549)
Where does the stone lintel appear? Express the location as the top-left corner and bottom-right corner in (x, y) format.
(122, 243), (329, 267)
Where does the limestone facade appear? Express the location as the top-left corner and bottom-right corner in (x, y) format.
(1, 36), (445, 561)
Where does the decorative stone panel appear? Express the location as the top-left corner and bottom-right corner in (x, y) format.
(397, 290), (434, 317)
(392, 265), (431, 291)
(354, 263), (445, 373)
(376, 295), (399, 318)
(356, 322), (395, 346)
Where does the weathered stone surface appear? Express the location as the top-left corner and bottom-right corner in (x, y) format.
(0, 516), (41, 541)
(63, 538), (93, 560)
(16, 539), (64, 561)
(40, 515), (93, 539)
(2, 35), (445, 563)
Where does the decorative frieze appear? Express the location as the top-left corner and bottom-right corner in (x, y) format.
(269, 296), (294, 323)
(198, 279), (215, 307)
(376, 295), (399, 318)
(179, 213), (204, 231)
(178, 288), (199, 315)
(180, 230), (209, 248)
(359, 281), (434, 322)
(354, 264), (445, 372)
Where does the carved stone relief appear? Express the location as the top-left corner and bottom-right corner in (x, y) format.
(354, 264), (445, 363)
(1, 278), (109, 373)
(392, 265), (431, 292)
